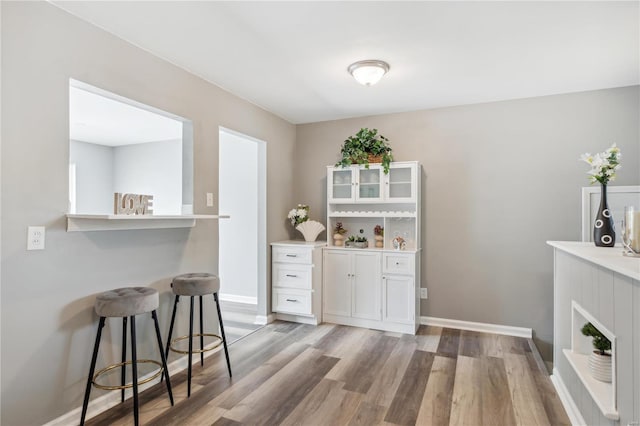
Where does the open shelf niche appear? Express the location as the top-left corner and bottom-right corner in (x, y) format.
(564, 300), (618, 420)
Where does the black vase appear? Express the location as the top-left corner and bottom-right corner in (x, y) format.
(593, 183), (615, 247)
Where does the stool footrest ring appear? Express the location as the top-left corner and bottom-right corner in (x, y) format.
(169, 333), (223, 355)
(92, 359), (163, 391)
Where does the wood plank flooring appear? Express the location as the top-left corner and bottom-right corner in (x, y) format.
(86, 322), (570, 426)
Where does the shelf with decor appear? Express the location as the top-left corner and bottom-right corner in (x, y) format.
(66, 214), (229, 232)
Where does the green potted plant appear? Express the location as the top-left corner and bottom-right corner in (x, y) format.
(333, 222), (347, 246)
(581, 322), (612, 382)
(374, 225), (384, 248)
(346, 235), (368, 248)
(336, 128), (393, 174)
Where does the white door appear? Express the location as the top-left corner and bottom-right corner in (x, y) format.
(356, 166), (384, 202)
(385, 163), (417, 202)
(351, 251), (382, 320)
(323, 250), (352, 317)
(383, 275), (414, 324)
(219, 129), (265, 306)
(327, 167), (355, 203)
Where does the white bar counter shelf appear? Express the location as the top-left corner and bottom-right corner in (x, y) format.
(67, 214), (230, 232)
(547, 241), (640, 426)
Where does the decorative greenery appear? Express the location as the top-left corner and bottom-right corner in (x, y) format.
(336, 128), (393, 174)
(374, 225), (384, 236)
(581, 322), (611, 355)
(287, 204), (309, 227)
(347, 235), (368, 243)
(580, 143), (621, 185)
(334, 222), (347, 235)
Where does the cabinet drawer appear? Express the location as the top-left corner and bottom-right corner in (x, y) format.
(272, 246), (312, 264)
(273, 289), (312, 315)
(273, 264), (312, 289)
(383, 253), (414, 275)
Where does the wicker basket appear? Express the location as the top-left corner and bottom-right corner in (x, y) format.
(367, 154), (383, 163)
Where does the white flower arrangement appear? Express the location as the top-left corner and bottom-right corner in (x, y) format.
(580, 143), (621, 185)
(287, 204), (309, 226)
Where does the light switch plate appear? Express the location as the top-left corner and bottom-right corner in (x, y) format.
(420, 288), (428, 299)
(27, 226), (45, 250)
(206, 193), (214, 207)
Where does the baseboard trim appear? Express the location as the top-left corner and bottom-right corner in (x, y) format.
(420, 316), (532, 338)
(218, 293), (257, 305)
(255, 314), (276, 325)
(551, 369), (586, 426)
(44, 348), (223, 426)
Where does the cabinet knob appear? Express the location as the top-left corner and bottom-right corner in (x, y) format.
(285, 254), (297, 257)
(285, 298), (298, 303)
(286, 274), (298, 278)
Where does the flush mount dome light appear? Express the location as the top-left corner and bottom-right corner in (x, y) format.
(348, 60), (390, 86)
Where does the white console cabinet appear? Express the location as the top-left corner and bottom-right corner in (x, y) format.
(271, 240), (325, 325)
(323, 161), (421, 334)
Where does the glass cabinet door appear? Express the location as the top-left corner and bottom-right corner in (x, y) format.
(385, 163), (417, 202)
(356, 166), (383, 202)
(328, 168), (354, 202)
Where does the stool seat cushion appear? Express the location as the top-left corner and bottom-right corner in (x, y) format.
(172, 273), (220, 296)
(95, 287), (159, 317)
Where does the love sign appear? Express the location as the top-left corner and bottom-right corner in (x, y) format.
(114, 193), (154, 215)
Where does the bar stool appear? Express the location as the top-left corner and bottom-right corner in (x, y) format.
(165, 273), (232, 397)
(80, 287), (173, 426)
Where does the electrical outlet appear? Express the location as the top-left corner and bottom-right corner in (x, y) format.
(420, 288), (428, 299)
(27, 226), (45, 250)
(206, 193), (214, 207)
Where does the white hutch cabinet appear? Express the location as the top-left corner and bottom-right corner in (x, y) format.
(323, 161), (421, 334)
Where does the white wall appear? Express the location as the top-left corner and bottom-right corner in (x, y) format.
(219, 130), (259, 301)
(1, 3), (296, 424)
(69, 140), (114, 214)
(114, 139), (182, 215)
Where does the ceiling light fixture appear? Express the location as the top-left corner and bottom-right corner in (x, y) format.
(348, 60), (390, 86)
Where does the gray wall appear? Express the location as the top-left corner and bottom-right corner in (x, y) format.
(295, 86), (640, 361)
(69, 140), (114, 214)
(113, 139), (183, 215)
(0, 2), (295, 424)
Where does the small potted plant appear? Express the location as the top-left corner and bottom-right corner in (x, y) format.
(581, 322), (612, 383)
(333, 222), (347, 246)
(346, 235), (368, 248)
(374, 225), (384, 248)
(335, 128), (393, 174)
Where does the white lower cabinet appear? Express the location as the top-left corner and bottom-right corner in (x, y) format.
(271, 240), (325, 325)
(323, 248), (419, 334)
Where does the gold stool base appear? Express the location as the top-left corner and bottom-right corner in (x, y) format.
(168, 333), (223, 355)
(92, 359), (163, 391)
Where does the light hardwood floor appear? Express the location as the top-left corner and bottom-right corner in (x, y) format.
(86, 322), (570, 426)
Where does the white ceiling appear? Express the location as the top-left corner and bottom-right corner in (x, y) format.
(54, 1), (639, 124)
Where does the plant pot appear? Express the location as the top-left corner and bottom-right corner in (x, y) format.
(588, 351), (612, 383)
(354, 241), (368, 248)
(333, 233), (345, 246)
(374, 235), (384, 248)
(367, 153), (383, 163)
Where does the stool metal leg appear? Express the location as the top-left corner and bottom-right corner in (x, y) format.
(121, 317), (127, 402)
(214, 292), (232, 377)
(188, 296), (194, 397)
(130, 315), (139, 426)
(199, 295), (204, 366)
(80, 316), (106, 426)
(164, 295), (180, 362)
(152, 310), (174, 406)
